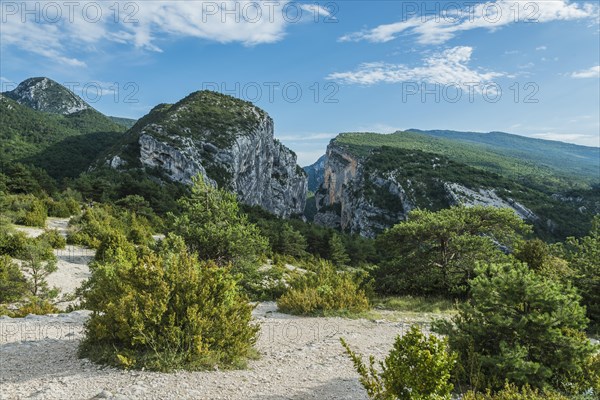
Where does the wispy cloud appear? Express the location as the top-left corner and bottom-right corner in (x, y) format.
(327, 46), (503, 90)
(299, 4), (335, 20)
(530, 132), (599, 146)
(571, 65), (600, 78)
(277, 132), (338, 141)
(340, 0), (598, 45)
(1, 1), (320, 66)
(535, 45), (547, 51)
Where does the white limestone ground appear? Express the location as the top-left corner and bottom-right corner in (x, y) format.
(0, 303), (441, 400)
(2, 218), (443, 399)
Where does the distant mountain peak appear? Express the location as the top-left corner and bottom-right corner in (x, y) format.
(3, 77), (91, 115)
(304, 154), (328, 192)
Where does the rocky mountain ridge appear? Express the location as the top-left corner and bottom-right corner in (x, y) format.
(107, 90), (307, 217)
(313, 136), (598, 239)
(3, 77), (91, 115)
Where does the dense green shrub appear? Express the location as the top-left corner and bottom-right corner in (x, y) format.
(434, 261), (597, 394)
(94, 230), (137, 264)
(79, 234), (259, 371)
(462, 383), (570, 400)
(277, 260), (369, 315)
(0, 255), (27, 303)
(19, 198), (47, 227)
(0, 229), (29, 258)
(46, 193), (80, 217)
(514, 239), (573, 283)
(68, 204), (154, 249)
(341, 325), (456, 399)
(38, 229), (66, 249)
(11, 297), (60, 317)
(377, 206), (529, 297)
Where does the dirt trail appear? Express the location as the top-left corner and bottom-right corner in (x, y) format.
(0, 303), (439, 400)
(2, 218), (438, 399)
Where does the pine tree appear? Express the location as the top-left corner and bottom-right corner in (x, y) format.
(377, 206), (529, 297)
(169, 174), (268, 278)
(274, 223), (308, 258)
(434, 261), (596, 393)
(556, 215), (600, 327)
(329, 233), (350, 267)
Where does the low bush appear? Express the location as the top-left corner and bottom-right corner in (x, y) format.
(46, 196), (80, 218)
(79, 234), (259, 371)
(0, 229), (29, 258)
(11, 297), (60, 317)
(373, 296), (456, 314)
(462, 383), (570, 400)
(0, 255), (27, 303)
(341, 325), (456, 399)
(38, 229), (66, 249)
(277, 260), (369, 315)
(17, 198), (47, 227)
(68, 204), (154, 249)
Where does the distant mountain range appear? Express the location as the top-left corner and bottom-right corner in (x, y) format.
(308, 131), (599, 239)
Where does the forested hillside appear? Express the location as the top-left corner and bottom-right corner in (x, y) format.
(337, 131), (599, 190)
(313, 132), (599, 240)
(0, 94), (125, 180)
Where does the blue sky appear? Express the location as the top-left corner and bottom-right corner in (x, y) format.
(1, 0), (599, 165)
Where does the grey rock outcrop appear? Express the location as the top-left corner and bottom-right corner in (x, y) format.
(110, 91), (307, 217)
(314, 142), (539, 238)
(315, 143), (412, 238)
(3, 77), (91, 115)
(445, 183), (538, 221)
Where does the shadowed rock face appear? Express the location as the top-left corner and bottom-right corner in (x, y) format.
(108, 91), (307, 217)
(304, 154), (328, 192)
(314, 143), (412, 238)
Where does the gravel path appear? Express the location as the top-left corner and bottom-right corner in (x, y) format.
(0, 303), (439, 400)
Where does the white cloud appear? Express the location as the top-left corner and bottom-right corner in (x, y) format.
(356, 123), (403, 133)
(530, 132), (599, 146)
(340, 1), (598, 45)
(1, 1), (318, 66)
(536, 45), (547, 51)
(277, 132), (338, 141)
(571, 65), (600, 78)
(327, 46), (503, 90)
(300, 4), (335, 20)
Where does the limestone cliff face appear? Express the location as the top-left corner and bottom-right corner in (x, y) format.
(314, 141), (538, 238)
(314, 143), (414, 237)
(108, 91), (307, 217)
